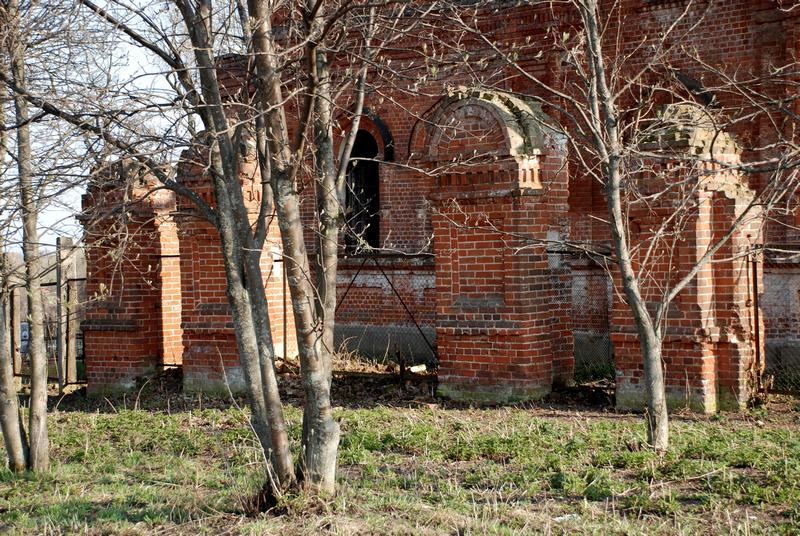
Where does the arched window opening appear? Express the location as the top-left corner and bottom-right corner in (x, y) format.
(345, 130), (380, 252)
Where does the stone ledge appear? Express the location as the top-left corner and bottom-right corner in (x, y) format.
(429, 186), (544, 202)
(86, 362), (159, 395)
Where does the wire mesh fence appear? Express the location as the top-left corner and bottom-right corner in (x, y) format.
(330, 246), (800, 395)
(334, 254), (437, 368)
(570, 267), (615, 384)
(762, 245), (800, 393)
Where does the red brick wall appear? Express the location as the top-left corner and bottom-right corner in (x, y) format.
(335, 256), (436, 361)
(81, 165), (181, 393)
(420, 92), (572, 402)
(80, 1), (797, 408)
(175, 148), (297, 393)
(612, 147), (761, 412)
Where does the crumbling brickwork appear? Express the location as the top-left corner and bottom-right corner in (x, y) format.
(175, 146), (297, 393)
(611, 108), (761, 412)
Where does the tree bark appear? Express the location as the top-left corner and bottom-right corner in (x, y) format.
(247, 0), (341, 493)
(175, 0), (295, 489)
(7, 0), (49, 471)
(581, 0), (669, 451)
(248, 0), (340, 493)
(640, 333), (669, 450)
(0, 248), (28, 472)
(0, 50), (28, 474)
(304, 35), (340, 494)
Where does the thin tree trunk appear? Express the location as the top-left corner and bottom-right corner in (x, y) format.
(606, 174), (669, 450)
(606, 165), (669, 451)
(247, 0), (342, 493)
(176, 0), (295, 490)
(640, 333), (669, 450)
(7, 0), (48, 471)
(0, 244), (28, 472)
(240, 245), (294, 487)
(303, 37), (340, 493)
(0, 63), (27, 473)
(581, 0), (669, 451)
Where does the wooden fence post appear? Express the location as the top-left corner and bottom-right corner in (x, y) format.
(66, 276), (78, 384)
(2, 274), (9, 369)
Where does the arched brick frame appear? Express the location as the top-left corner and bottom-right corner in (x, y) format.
(410, 90), (558, 190)
(410, 90), (549, 158)
(333, 111), (395, 251)
(336, 109), (395, 162)
(424, 89), (574, 403)
(613, 104), (763, 413)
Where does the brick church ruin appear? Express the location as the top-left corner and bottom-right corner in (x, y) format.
(80, 1), (800, 413)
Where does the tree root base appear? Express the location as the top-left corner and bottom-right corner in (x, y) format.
(241, 482), (284, 517)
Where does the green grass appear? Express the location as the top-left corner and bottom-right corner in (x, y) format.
(0, 396), (799, 534)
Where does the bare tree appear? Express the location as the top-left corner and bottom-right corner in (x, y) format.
(427, 0), (800, 450)
(0, 0), (124, 472)
(0, 81), (28, 473)
(0, 0), (425, 494)
(1, 0), (50, 471)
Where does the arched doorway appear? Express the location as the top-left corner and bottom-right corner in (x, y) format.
(345, 130), (380, 251)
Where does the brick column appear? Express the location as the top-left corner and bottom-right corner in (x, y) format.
(81, 163), (181, 393)
(419, 91), (572, 403)
(614, 106), (761, 413)
(176, 147), (297, 393)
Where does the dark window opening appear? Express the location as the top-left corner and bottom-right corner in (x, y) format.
(345, 130), (380, 252)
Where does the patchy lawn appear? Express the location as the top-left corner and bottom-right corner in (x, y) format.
(0, 373), (798, 535)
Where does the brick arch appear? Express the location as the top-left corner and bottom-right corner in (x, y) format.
(411, 89), (562, 191)
(336, 108), (395, 162)
(409, 89), (551, 163)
